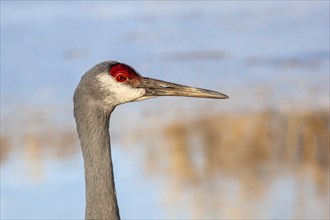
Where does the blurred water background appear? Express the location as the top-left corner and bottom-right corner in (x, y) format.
(1, 1), (329, 219)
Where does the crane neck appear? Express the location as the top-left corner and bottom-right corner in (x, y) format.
(74, 102), (120, 220)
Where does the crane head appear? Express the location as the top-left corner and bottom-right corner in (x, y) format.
(75, 61), (228, 109)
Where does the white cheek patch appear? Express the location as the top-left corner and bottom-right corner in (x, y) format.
(96, 73), (146, 105)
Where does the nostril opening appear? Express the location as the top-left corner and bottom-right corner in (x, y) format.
(159, 84), (175, 89)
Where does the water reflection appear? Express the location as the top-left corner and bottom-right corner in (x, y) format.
(1, 109), (329, 218)
(139, 110), (329, 218)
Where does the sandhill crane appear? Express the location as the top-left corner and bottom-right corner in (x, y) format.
(73, 61), (228, 220)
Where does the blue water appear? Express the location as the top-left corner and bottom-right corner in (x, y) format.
(1, 1), (329, 111)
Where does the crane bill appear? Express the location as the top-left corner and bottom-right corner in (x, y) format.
(139, 77), (229, 99)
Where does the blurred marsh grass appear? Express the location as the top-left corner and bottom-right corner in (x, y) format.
(1, 109), (329, 218)
(138, 109), (329, 218)
(1, 109), (328, 183)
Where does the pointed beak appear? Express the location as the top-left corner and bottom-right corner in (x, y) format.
(138, 77), (229, 99)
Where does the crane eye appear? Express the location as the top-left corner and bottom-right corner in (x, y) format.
(115, 73), (127, 82)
